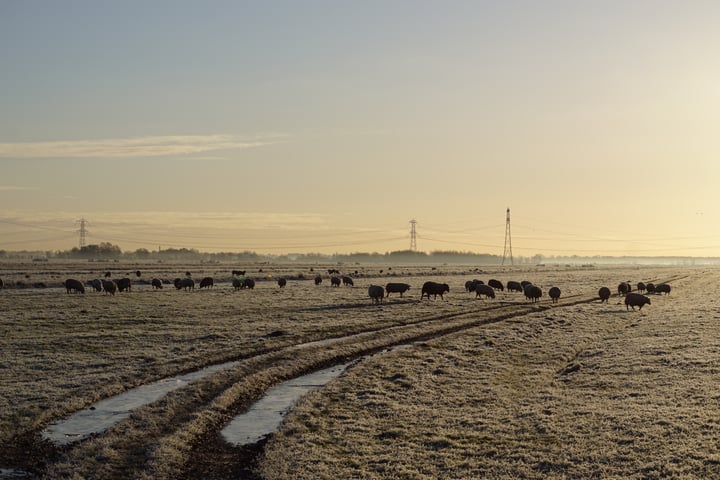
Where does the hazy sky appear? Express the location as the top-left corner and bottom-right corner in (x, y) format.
(2, 1), (720, 257)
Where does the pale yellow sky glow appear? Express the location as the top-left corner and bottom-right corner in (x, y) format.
(2, 1), (720, 259)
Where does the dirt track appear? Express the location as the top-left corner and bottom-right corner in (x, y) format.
(0, 262), (698, 478)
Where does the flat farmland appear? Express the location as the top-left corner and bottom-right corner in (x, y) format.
(0, 261), (714, 479)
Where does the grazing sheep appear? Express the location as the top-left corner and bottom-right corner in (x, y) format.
(174, 277), (195, 291)
(116, 278), (132, 293)
(314, 275), (322, 285)
(524, 284), (542, 303)
(277, 278), (287, 288)
(618, 282), (630, 296)
(488, 279), (504, 291)
(465, 280), (477, 292)
(64, 278), (85, 294)
(232, 277), (243, 291)
(506, 281), (523, 293)
(598, 286), (611, 303)
(199, 277), (214, 289)
(474, 284), (496, 300)
(637, 282), (646, 293)
(242, 278), (255, 289)
(655, 283), (671, 295)
(368, 285), (385, 304)
(86, 279), (103, 292)
(151, 278), (163, 290)
(330, 276), (341, 287)
(645, 283), (656, 294)
(342, 276), (354, 286)
(101, 279), (118, 296)
(232, 270), (246, 276)
(548, 286), (561, 303)
(385, 282), (411, 297)
(421, 281), (450, 300)
(521, 280), (533, 288)
(625, 292), (651, 310)
(135, 270), (142, 278)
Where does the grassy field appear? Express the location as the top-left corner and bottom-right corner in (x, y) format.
(0, 261), (710, 479)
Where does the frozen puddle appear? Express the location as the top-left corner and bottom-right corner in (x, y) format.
(221, 363), (350, 446)
(42, 360), (242, 445)
(41, 360), (350, 446)
(0, 469), (34, 479)
(42, 328), (383, 445)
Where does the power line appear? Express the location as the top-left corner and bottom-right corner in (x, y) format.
(86, 232), (409, 251)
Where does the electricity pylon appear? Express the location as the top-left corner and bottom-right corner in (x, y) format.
(502, 208), (513, 265)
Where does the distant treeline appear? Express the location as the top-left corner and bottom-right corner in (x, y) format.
(0, 243), (718, 265)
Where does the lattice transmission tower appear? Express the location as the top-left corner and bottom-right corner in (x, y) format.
(409, 219), (417, 252)
(76, 218), (89, 248)
(502, 208), (513, 265)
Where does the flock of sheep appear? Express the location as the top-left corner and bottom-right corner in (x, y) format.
(1, 270), (667, 311)
(600, 280), (670, 310)
(367, 278), (553, 305)
(368, 278), (667, 310)
(53, 273), (216, 295)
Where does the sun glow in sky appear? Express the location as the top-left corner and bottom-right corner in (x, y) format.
(2, 1), (720, 257)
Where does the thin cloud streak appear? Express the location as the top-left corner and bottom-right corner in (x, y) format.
(0, 186), (38, 191)
(0, 135), (283, 158)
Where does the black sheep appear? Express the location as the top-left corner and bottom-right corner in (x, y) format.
(598, 287), (611, 303)
(524, 284), (542, 303)
(116, 277), (132, 292)
(488, 279), (504, 291)
(506, 281), (523, 293)
(174, 277), (194, 291)
(625, 293), (651, 310)
(86, 279), (103, 292)
(385, 283), (411, 297)
(548, 286), (561, 303)
(475, 284), (496, 300)
(64, 278), (85, 294)
(421, 281), (449, 300)
(368, 285), (385, 304)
